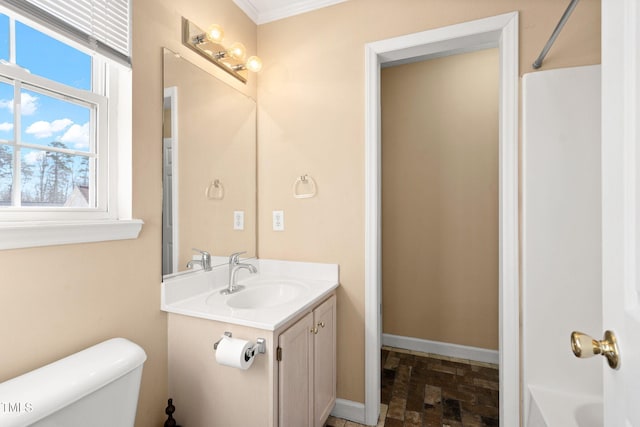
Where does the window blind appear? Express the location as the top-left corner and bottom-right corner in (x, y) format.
(2, 0), (131, 65)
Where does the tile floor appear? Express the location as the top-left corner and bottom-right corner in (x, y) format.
(325, 346), (499, 427)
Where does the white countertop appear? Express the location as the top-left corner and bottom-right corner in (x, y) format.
(161, 259), (339, 331)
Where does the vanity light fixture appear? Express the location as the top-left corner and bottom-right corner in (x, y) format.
(182, 17), (262, 83)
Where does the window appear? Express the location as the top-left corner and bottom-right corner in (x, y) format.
(0, 2), (140, 249)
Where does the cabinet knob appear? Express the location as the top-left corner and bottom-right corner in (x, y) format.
(310, 322), (326, 334)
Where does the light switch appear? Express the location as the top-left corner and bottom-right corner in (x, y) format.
(272, 210), (284, 231)
(233, 211), (244, 230)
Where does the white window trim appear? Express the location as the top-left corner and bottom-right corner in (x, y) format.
(0, 61), (108, 219)
(0, 219), (143, 250)
(0, 6), (142, 250)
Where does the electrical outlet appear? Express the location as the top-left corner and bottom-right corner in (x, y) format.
(272, 210), (284, 231)
(233, 211), (244, 230)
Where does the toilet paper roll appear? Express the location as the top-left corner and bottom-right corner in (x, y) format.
(215, 336), (255, 370)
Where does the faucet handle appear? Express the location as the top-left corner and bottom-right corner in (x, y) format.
(229, 251), (246, 265)
(192, 248), (212, 271)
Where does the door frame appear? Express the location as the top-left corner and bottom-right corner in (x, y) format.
(363, 12), (519, 426)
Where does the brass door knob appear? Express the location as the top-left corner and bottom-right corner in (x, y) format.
(571, 330), (620, 369)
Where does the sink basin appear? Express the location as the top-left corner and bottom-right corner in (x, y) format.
(226, 284), (302, 309)
(206, 280), (309, 310)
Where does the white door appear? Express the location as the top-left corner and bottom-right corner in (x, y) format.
(602, 0), (640, 425)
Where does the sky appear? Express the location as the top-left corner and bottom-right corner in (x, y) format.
(0, 13), (94, 203)
(0, 14), (92, 154)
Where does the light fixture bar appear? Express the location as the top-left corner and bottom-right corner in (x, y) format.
(181, 17), (248, 84)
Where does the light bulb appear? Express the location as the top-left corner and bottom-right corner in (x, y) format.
(245, 56), (263, 73)
(206, 24), (224, 43)
(228, 42), (246, 60)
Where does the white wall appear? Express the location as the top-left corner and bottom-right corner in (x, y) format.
(523, 65), (602, 414)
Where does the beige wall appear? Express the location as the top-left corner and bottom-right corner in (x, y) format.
(0, 1), (255, 426)
(381, 49), (499, 350)
(257, 0), (600, 404)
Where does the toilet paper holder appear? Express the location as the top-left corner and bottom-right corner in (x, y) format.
(214, 332), (266, 358)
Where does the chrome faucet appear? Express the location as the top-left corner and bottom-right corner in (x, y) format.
(220, 251), (257, 295)
(186, 248), (212, 271)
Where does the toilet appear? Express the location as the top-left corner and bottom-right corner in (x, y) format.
(0, 338), (147, 427)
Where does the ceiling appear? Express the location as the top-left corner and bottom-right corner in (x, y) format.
(233, 0), (348, 25)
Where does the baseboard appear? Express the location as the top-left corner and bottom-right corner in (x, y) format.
(382, 333), (499, 365)
(331, 399), (366, 424)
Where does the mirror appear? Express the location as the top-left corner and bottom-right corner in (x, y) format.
(162, 47), (256, 277)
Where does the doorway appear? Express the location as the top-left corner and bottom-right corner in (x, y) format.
(381, 47), (500, 363)
(364, 12), (519, 427)
(378, 48), (500, 423)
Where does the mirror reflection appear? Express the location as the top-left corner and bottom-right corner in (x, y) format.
(162, 47), (256, 277)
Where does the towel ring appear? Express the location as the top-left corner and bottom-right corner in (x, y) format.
(206, 179), (224, 200)
(293, 174), (317, 199)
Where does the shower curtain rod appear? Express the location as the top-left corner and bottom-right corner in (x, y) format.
(532, 0), (580, 69)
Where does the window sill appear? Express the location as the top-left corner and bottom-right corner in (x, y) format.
(0, 219), (144, 250)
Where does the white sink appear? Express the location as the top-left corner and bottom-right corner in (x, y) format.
(226, 282), (304, 309)
(205, 279), (309, 310)
(161, 259), (339, 330)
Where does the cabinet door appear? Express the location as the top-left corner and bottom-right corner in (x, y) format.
(313, 295), (336, 427)
(278, 311), (314, 427)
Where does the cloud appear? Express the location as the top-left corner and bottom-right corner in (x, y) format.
(0, 93), (38, 115)
(20, 93), (38, 115)
(60, 122), (89, 148)
(0, 122), (13, 132)
(23, 150), (45, 164)
(25, 118), (73, 139)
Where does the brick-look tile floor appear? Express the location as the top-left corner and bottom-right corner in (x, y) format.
(325, 347), (499, 427)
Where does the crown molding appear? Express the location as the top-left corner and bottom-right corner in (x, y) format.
(234, 0), (348, 25)
(233, 0), (260, 24)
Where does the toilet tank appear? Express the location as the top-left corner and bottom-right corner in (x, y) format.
(0, 338), (147, 427)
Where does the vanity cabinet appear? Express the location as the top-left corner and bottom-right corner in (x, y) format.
(165, 258), (338, 427)
(278, 294), (336, 427)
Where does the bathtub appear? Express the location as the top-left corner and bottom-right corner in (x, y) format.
(528, 385), (602, 427)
